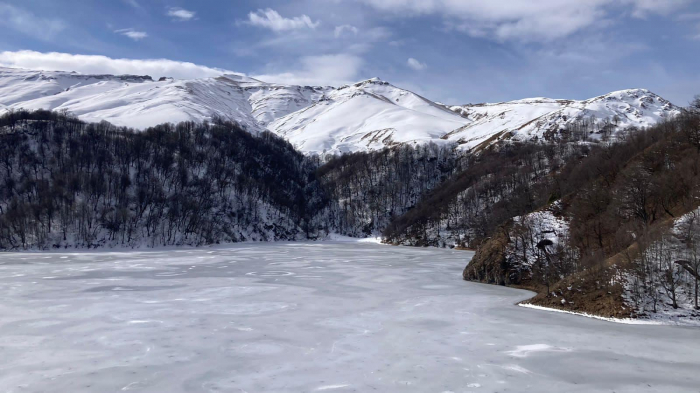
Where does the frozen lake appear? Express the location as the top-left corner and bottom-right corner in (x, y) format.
(0, 242), (698, 392)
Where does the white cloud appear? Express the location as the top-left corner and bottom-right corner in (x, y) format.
(248, 8), (320, 32)
(359, 26), (393, 42)
(334, 25), (359, 38)
(253, 54), (363, 86)
(622, 0), (691, 18)
(359, 0), (691, 42)
(167, 7), (196, 21)
(677, 13), (700, 21)
(123, 0), (141, 9)
(115, 28), (148, 41)
(407, 58), (427, 71)
(0, 50), (237, 80)
(0, 4), (65, 41)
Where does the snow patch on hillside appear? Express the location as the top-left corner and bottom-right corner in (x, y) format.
(508, 208), (569, 269)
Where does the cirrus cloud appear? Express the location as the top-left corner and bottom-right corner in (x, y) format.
(115, 28), (148, 41)
(253, 54), (363, 86)
(622, 0), (691, 18)
(0, 50), (237, 80)
(0, 3), (65, 42)
(334, 25), (359, 38)
(407, 58), (427, 71)
(248, 8), (320, 32)
(359, 0), (691, 42)
(167, 7), (196, 21)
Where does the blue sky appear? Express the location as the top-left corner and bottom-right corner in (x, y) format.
(0, 0), (699, 105)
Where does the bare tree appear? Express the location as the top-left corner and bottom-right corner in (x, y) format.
(617, 163), (658, 225)
(680, 100), (700, 152)
(642, 237), (662, 313)
(675, 209), (700, 309)
(657, 235), (683, 309)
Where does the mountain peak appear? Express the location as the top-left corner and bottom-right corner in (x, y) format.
(352, 77), (388, 87)
(605, 88), (651, 95)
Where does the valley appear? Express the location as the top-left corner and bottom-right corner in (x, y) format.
(1, 65), (699, 324)
(2, 1), (699, 391)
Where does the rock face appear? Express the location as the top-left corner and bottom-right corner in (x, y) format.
(462, 230), (511, 286)
(0, 67), (680, 155)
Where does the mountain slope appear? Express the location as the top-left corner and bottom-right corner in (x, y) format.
(270, 78), (468, 154)
(446, 89), (678, 149)
(0, 67), (680, 154)
(0, 67), (330, 132)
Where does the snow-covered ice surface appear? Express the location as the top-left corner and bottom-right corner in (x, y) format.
(0, 242), (698, 392)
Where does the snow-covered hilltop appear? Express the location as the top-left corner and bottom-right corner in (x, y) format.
(0, 67), (331, 132)
(447, 89), (679, 149)
(0, 67), (680, 154)
(270, 78), (467, 154)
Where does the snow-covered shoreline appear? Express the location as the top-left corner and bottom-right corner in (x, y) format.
(0, 233), (383, 255)
(519, 302), (700, 327)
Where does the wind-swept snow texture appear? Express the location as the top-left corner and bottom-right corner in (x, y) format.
(270, 78), (466, 154)
(0, 242), (698, 392)
(0, 67), (330, 132)
(0, 67), (680, 155)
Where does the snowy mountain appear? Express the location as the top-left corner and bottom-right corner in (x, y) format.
(270, 78), (468, 154)
(446, 89), (679, 149)
(0, 67), (331, 132)
(0, 67), (680, 154)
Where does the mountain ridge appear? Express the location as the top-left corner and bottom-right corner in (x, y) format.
(0, 66), (680, 154)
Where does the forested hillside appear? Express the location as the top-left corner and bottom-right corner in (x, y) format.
(457, 106), (700, 321)
(315, 144), (464, 237)
(0, 110), (323, 248)
(382, 118), (623, 247)
(0, 109), (469, 249)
